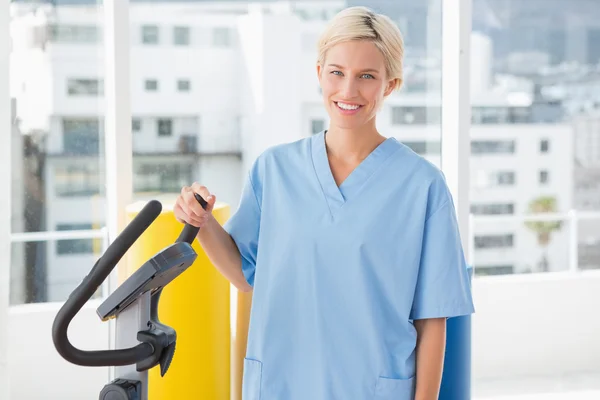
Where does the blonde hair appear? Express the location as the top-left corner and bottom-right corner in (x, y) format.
(317, 6), (405, 91)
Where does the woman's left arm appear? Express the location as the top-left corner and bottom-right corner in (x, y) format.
(413, 318), (447, 400)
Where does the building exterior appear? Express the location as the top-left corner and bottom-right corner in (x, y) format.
(10, 99), (26, 305)
(573, 112), (600, 270)
(8, 0), (581, 301)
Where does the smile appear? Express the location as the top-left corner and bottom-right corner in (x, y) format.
(335, 101), (363, 113)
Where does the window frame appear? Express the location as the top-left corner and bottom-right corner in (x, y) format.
(441, 0), (472, 261)
(0, 1), (11, 396)
(0, 2), (474, 370)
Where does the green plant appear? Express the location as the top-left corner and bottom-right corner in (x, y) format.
(524, 196), (562, 272)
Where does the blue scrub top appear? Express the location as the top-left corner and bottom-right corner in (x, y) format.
(224, 131), (475, 400)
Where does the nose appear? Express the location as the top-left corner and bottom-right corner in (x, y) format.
(339, 77), (359, 99)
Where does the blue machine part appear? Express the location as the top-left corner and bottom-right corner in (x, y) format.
(439, 266), (474, 400)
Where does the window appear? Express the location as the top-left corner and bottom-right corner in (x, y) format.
(62, 118), (101, 155)
(141, 25), (159, 44)
(157, 119), (173, 136)
(56, 223), (96, 255)
(145, 79), (158, 91)
(132, 118), (141, 132)
(469, 2), (598, 279)
(67, 79), (103, 96)
(179, 135), (198, 153)
(177, 79), (191, 92)
(47, 24), (100, 44)
(9, 1), (108, 305)
(509, 107), (532, 123)
(173, 26), (190, 46)
(134, 162), (194, 193)
(471, 140), (516, 155)
(496, 172), (515, 185)
(474, 265), (515, 276)
(392, 107), (441, 125)
(474, 234), (514, 249)
(473, 170), (516, 188)
(311, 119), (325, 135)
(472, 107), (509, 124)
(579, 240), (600, 270)
(213, 27), (232, 47)
(403, 141), (441, 155)
(471, 203), (515, 215)
(54, 163), (100, 197)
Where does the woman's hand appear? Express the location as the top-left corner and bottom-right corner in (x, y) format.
(174, 182), (217, 228)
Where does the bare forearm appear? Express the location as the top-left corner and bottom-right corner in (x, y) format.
(197, 215), (253, 292)
(414, 318), (446, 400)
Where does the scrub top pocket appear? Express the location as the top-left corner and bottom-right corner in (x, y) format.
(374, 375), (416, 400)
(242, 358), (263, 400)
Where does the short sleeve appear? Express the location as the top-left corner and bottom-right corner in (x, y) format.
(410, 199), (475, 320)
(223, 172), (261, 287)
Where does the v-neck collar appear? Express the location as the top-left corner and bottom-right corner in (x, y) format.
(310, 130), (399, 218)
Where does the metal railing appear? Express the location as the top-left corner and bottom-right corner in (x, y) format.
(9, 227), (111, 300)
(7, 210), (600, 303)
(10, 228), (109, 243)
(468, 210), (600, 275)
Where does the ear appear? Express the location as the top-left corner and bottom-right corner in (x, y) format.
(383, 78), (399, 97)
(316, 63), (323, 83)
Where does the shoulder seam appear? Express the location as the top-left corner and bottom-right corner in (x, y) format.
(425, 199), (450, 224)
(247, 170), (262, 212)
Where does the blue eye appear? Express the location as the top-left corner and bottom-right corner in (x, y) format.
(362, 74), (374, 79)
(331, 70), (343, 76)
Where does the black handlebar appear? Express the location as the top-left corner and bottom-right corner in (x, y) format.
(51, 193), (208, 367)
(176, 193), (208, 244)
(52, 200), (162, 366)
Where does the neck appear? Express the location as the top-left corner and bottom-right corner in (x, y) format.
(325, 122), (385, 163)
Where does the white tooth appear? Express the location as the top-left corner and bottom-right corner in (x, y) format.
(338, 102), (359, 110)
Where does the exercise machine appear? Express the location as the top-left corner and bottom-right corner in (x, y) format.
(52, 194), (207, 400)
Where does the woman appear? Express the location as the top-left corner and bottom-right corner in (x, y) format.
(175, 6), (474, 400)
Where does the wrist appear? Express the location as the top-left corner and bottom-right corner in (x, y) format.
(197, 213), (216, 237)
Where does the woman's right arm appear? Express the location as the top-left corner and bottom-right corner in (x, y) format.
(174, 183), (253, 292)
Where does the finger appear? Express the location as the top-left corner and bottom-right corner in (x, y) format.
(176, 188), (192, 215)
(177, 190), (201, 221)
(190, 182), (210, 200)
(173, 202), (184, 224)
(190, 183), (212, 212)
(175, 200), (204, 227)
(174, 198), (192, 224)
(184, 187), (207, 218)
(188, 209), (208, 227)
(206, 194), (216, 211)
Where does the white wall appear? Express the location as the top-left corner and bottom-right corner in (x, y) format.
(472, 271), (600, 380)
(8, 274), (600, 399)
(8, 301), (109, 400)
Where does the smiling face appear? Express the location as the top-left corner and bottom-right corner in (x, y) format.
(317, 40), (396, 131)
